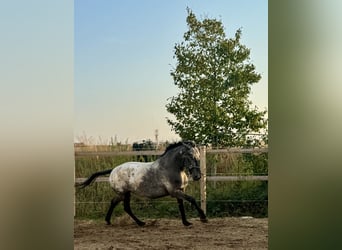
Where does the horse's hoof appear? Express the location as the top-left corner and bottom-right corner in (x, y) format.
(183, 221), (192, 226)
(200, 218), (208, 223)
(137, 221), (146, 227)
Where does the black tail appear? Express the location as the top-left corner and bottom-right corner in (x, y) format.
(75, 169), (113, 189)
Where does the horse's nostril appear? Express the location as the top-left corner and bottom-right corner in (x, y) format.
(194, 175), (201, 181)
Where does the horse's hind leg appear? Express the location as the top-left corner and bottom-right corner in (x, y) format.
(123, 192), (145, 226)
(105, 195), (124, 225)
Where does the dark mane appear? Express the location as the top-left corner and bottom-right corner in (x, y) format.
(160, 141), (195, 157)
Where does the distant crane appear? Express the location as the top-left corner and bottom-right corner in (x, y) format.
(155, 129), (159, 148)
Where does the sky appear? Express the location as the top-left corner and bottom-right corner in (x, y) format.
(74, 0), (268, 144)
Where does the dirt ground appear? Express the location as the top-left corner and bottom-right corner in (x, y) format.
(74, 216), (268, 249)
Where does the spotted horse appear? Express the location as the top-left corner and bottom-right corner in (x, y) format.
(76, 141), (208, 226)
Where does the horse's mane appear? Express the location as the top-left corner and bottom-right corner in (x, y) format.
(160, 141), (195, 157)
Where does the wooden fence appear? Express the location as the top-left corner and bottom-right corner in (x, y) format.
(74, 146), (268, 215)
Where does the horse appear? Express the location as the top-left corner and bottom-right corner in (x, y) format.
(76, 141), (208, 226)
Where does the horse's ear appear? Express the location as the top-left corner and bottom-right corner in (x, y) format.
(182, 140), (195, 148)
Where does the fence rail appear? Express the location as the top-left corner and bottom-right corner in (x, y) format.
(74, 147), (268, 158)
(74, 146), (268, 216)
(75, 175), (268, 184)
(75, 150), (165, 157)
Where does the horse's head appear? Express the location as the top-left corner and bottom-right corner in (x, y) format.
(180, 141), (201, 181)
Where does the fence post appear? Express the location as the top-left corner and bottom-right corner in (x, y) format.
(74, 168), (76, 217)
(200, 146), (207, 215)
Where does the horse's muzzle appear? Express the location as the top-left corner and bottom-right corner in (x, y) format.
(189, 164), (201, 181)
(192, 174), (201, 181)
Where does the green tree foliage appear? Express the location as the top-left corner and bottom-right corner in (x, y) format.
(166, 9), (267, 147)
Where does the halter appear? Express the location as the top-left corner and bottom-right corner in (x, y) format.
(180, 141), (200, 172)
(183, 154), (200, 173)
(188, 164), (200, 173)
(186, 158), (201, 181)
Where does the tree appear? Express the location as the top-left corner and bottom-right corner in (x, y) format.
(166, 8), (267, 147)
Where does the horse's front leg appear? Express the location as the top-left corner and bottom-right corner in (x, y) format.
(177, 198), (192, 226)
(171, 190), (208, 225)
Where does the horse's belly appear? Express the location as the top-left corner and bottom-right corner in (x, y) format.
(134, 182), (168, 198)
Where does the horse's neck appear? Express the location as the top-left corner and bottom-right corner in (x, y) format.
(159, 153), (183, 171)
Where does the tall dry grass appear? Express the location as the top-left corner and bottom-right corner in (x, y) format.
(74, 143), (268, 219)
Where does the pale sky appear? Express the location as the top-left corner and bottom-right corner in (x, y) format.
(74, 0), (268, 144)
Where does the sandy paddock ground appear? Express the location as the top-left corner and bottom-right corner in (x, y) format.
(74, 216), (268, 249)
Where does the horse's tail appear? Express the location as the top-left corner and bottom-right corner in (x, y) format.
(75, 169), (113, 189)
